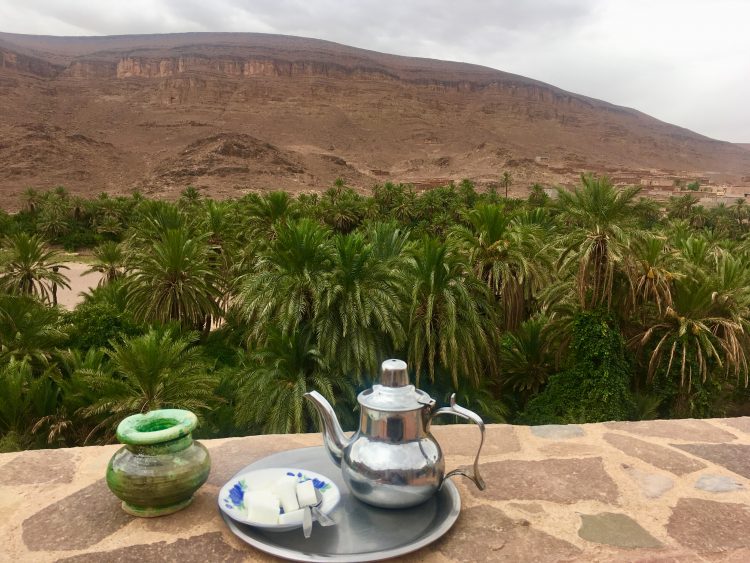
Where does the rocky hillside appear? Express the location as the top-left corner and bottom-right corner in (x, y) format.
(1, 31), (749, 208)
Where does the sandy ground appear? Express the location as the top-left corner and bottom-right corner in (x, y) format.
(56, 262), (102, 310)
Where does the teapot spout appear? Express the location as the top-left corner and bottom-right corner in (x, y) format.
(304, 390), (349, 467)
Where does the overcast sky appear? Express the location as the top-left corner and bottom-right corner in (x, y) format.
(1, 0), (748, 143)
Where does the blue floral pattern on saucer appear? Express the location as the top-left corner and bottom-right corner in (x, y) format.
(218, 467), (341, 531)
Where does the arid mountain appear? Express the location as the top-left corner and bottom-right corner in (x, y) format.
(1, 31), (749, 208)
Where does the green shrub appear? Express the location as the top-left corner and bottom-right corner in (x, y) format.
(66, 301), (140, 350)
(521, 310), (635, 424)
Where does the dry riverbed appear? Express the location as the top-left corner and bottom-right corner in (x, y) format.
(57, 261), (102, 310)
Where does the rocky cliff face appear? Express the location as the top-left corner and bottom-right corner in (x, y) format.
(0, 31), (748, 208)
(0, 48), (62, 78)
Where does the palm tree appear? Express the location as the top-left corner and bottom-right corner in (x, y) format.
(316, 232), (406, 380)
(628, 235), (679, 317)
(499, 315), (555, 397)
(37, 202), (71, 240)
(201, 200), (242, 314)
(31, 348), (109, 447)
(21, 188), (41, 214)
(127, 200), (186, 247)
(179, 185), (202, 209)
(555, 175), (640, 309)
(245, 191), (299, 241)
(78, 328), (217, 440)
(501, 171), (512, 198)
(0, 294), (68, 368)
(0, 360), (60, 451)
(241, 219), (333, 340)
(452, 204), (550, 330)
(403, 236), (495, 387)
(676, 235), (718, 274)
(667, 194), (700, 220)
(0, 233), (69, 303)
(527, 184), (549, 207)
(636, 265), (750, 394)
(85, 241), (125, 286)
(365, 220), (411, 263)
(317, 186), (367, 234)
(124, 227), (219, 329)
(732, 199), (749, 234)
(234, 327), (345, 434)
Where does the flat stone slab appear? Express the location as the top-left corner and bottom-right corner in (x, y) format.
(0, 449), (75, 486)
(56, 532), (246, 562)
(434, 424), (520, 456)
(668, 498), (750, 551)
(672, 443), (750, 479)
(604, 433), (706, 475)
(508, 502), (545, 515)
(605, 420), (737, 443)
(438, 505), (580, 562)
(694, 474), (744, 493)
(471, 457), (619, 504)
(721, 417), (750, 434)
(538, 442), (602, 457)
(22, 479), (132, 551)
(578, 512), (662, 548)
(622, 464), (674, 498)
(531, 424), (585, 440)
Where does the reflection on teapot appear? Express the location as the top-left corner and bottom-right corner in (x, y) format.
(305, 359), (486, 509)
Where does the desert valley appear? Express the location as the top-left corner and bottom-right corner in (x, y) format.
(1, 31), (749, 209)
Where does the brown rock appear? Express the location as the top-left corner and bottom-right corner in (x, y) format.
(0, 449), (75, 485)
(437, 505), (580, 562)
(433, 424), (520, 457)
(667, 498), (750, 551)
(56, 532), (247, 562)
(605, 420), (737, 443)
(603, 433), (706, 475)
(22, 479), (132, 551)
(671, 443), (750, 479)
(578, 512), (663, 548)
(470, 457), (619, 503)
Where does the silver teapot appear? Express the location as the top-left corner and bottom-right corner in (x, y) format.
(305, 359), (486, 508)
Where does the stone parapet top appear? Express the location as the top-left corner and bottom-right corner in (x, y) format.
(2, 418), (750, 562)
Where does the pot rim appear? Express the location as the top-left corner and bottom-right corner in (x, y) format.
(116, 409), (198, 445)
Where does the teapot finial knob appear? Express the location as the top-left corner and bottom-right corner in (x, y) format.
(380, 359), (409, 387)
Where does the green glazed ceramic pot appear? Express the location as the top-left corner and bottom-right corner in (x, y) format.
(106, 409), (211, 517)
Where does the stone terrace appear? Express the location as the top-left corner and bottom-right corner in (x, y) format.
(2, 418), (750, 562)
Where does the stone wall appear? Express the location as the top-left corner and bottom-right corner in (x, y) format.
(1, 419), (750, 561)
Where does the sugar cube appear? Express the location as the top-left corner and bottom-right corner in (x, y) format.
(274, 475), (300, 513)
(245, 490), (279, 525)
(296, 479), (317, 507)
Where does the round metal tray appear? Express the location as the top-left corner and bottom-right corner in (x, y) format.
(220, 446), (461, 562)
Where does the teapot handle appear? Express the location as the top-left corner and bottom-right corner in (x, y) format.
(429, 394), (486, 491)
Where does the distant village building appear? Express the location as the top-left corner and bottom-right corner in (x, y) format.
(640, 177), (677, 188)
(699, 196), (739, 208)
(611, 175), (641, 185)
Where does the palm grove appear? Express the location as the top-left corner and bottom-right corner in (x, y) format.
(1, 178), (749, 452)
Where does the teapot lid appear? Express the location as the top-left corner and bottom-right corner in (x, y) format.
(358, 359), (434, 412)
